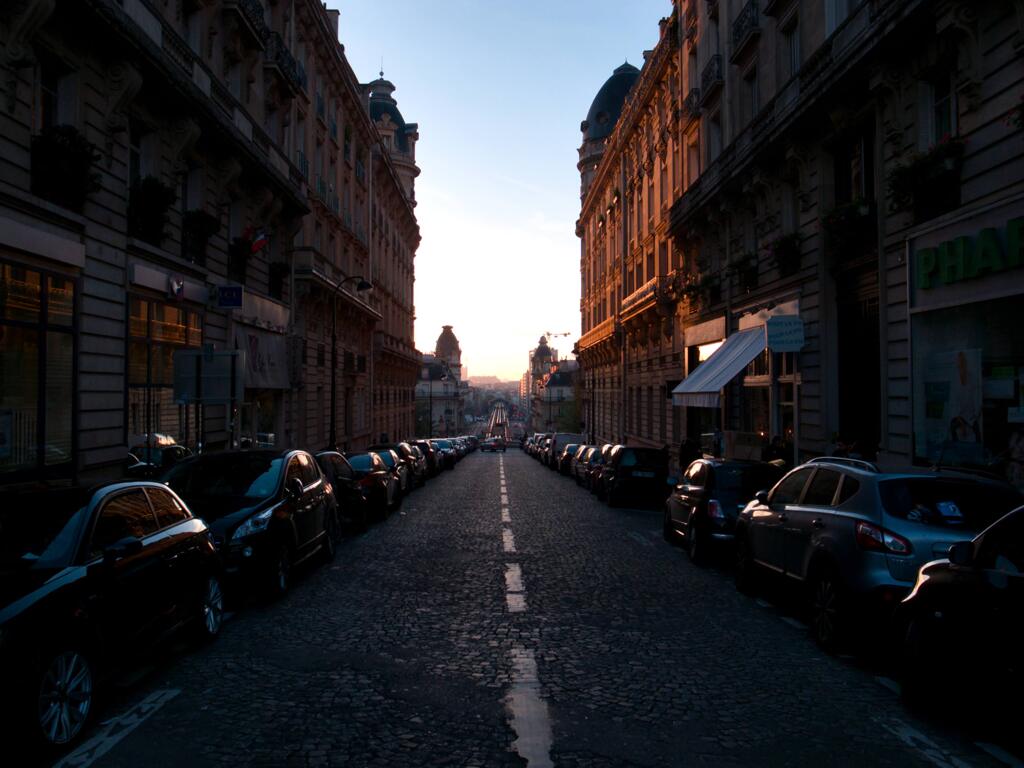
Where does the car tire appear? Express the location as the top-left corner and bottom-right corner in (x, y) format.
(686, 520), (706, 566)
(267, 543), (291, 598)
(28, 647), (96, 749)
(734, 536), (756, 594)
(809, 565), (847, 653)
(194, 575), (225, 642)
(662, 509), (677, 543)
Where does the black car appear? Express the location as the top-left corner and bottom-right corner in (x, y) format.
(899, 505), (1023, 705)
(163, 450), (339, 597)
(664, 460), (786, 564)
(346, 451), (400, 517)
(556, 444), (580, 476)
(410, 439), (440, 476)
(575, 445), (605, 488)
(0, 482), (223, 749)
(430, 439), (457, 470)
(369, 442), (427, 489)
(598, 445), (669, 507)
(316, 451), (371, 532)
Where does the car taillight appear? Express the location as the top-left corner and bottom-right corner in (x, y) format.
(708, 499), (724, 520)
(855, 521), (912, 555)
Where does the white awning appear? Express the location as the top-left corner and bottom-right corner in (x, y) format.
(671, 327), (765, 408)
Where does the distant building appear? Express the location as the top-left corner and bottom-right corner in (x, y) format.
(413, 326), (465, 437)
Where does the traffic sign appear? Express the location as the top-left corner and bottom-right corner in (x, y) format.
(766, 315), (804, 352)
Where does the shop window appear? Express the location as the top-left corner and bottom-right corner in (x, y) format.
(0, 261), (75, 480)
(127, 296), (202, 450)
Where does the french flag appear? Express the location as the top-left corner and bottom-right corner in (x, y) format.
(250, 228), (269, 253)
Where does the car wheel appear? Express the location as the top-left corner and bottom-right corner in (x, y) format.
(734, 536), (756, 594)
(195, 575), (224, 641)
(686, 520), (706, 565)
(32, 648), (95, 748)
(662, 509), (677, 543)
(268, 543), (291, 598)
(809, 566), (846, 652)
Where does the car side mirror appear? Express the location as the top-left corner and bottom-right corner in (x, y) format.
(103, 536), (142, 564)
(287, 477), (305, 500)
(755, 490), (769, 505)
(948, 540), (974, 567)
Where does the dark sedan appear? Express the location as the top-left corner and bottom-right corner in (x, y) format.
(556, 443), (581, 475)
(316, 451), (371, 532)
(900, 505), (1023, 706)
(163, 450), (339, 597)
(410, 439), (440, 476)
(346, 451), (400, 517)
(598, 445), (669, 507)
(664, 460), (786, 564)
(0, 483), (223, 749)
(369, 442), (426, 489)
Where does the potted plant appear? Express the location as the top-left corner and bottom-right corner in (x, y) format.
(128, 175), (176, 245)
(30, 124), (100, 211)
(887, 134), (966, 222)
(182, 209), (219, 265)
(767, 233), (801, 277)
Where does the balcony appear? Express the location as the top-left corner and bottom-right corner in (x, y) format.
(315, 174), (328, 201)
(263, 32), (305, 97)
(315, 92), (326, 123)
(700, 55), (724, 104)
(620, 276), (660, 319)
(683, 87), (702, 118)
(730, 0), (761, 64)
(578, 317), (616, 352)
(224, 0), (268, 49)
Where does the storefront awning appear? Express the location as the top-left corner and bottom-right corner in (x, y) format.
(672, 327), (765, 408)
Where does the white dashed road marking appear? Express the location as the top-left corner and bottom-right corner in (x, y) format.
(501, 509), (512, 523)
(876, 718), (975, 768)
(501, 493), (509, 505)
(506, 646), (554, 768)
(503, 528), (517, 553)
(505, 562), (524, 593)
(53, 688), (181, 768)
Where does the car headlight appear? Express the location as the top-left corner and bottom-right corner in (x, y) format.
(232, 508), (274, 541)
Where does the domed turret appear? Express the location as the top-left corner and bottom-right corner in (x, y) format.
(435, 325), (462, 381)
(368, 73), (420, 206)
(578, 62), (640, 201)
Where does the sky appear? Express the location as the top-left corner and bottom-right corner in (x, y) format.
(333, 0), (671, 381)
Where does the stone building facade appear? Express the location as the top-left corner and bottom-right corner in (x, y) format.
(579, 0), (1024, 486)
(0, 0), (418, 487)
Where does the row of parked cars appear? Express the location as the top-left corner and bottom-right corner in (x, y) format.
(528, 434), (1023, 706)
(0, 435), (479, 751)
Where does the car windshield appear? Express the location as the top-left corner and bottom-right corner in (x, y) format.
(163, 454), (283, 502)
(376, 451), (396, 468)
(434, 440), (452, 449)
(0, 488), (92, 566)
(129, 447), (167, 465)
(348, 454), (374, 471)
(879, 478), (1023, 529)
(564, 444), (579, 455)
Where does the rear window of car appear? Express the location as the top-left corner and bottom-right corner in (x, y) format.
(375, 451), (396, 468)
(348, 454), (374, 471)
(619, 448), (666, 468)
(564, 444), (579, 455)
(879, 478), (1023, 529)
(713, 464), (782, 496)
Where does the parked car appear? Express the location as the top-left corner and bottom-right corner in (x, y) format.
(369, 443), (425, 489)
(481, 437), (507, 452)
(430, 439), (457, 470)
(664, 459), (786, 564)
(588, 444), (617, 493)
(548, 433), (586, 469)
(371, 448), (411, 496)
(570, 444), (594, 483)
(734, 457), (1023, 650)
(406, 445), (429, 486)
(315, 450), (371, 532)
(124, 433), (192, 478)
(596, 445), (669, 507)
(410, 439), (440, 477)
(346, 451), (400, 517)
(0, 482), (223, 749)
(899, 504), (1023, 705)
(163, 450), (340, 597)
(556, 443), (581, 475)
(539, 437), (553, 465)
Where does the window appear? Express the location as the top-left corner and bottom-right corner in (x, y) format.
(687, 136), (700, 185)
(659, 161), (668, 207)
(646, 252), (655, 281)
(781, 18), (800, 81)
(709, 112), (722, 162)
(803, 469), (841, 506)
(931, 73), (956, 143)
(127, 297), (202, 450)
(90, 490), (157, 557)
(148, 488), (190, 528)
(647, 177), (654, 221)
(976, 511), (1024, 573)
(770, 468), (813, 504)
(836, 476), (860, 505)
(0, 262), (75, 480)
(684, 461), (707, 487)
(659, 241), (669, 275)
(743, 67), (759, 125)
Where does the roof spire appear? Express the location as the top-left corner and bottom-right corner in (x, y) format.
(380, 56), (384, 79)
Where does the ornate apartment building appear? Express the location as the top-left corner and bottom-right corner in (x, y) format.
(0, 0), (418, 487)
(578, 0), (1024, 486)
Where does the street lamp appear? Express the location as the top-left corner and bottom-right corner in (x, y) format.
(330, 274), (372, 451)
(427, 367), (448, 438)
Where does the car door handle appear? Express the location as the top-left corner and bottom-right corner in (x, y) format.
(812, 518), (824, 529)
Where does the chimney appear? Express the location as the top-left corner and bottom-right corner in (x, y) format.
(326, 7), (339, 38)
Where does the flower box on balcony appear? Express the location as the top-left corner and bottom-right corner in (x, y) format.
(128, 176), (176, 246)
(887, 135), (965, 223)
(30, 125), (100, 212)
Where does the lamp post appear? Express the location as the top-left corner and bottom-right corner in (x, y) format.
(330, 274), (372, 451)
(427, 367), (448, 438)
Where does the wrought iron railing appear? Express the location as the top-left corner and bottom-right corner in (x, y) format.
(264, 32), (304, 94)
(683, 87), (701, 117)
(701, 54), (723, 99)
(732, 0), (760, 58)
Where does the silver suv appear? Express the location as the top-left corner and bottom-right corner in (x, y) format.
(734, 457), (1022, 650)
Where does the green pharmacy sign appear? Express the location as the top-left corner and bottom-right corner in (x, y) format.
(915, 217), (1024, 289)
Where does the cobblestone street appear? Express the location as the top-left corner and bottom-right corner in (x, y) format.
(55, 451), (1003, 768)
